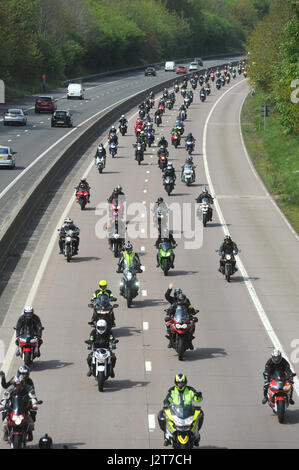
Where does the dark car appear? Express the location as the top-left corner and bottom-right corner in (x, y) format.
(35, 96), (57, 113)
(145, 66), (156, 76)
(51, 110), (73, 128)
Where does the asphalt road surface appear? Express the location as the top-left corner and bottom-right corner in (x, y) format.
(1, 69), (299, 449)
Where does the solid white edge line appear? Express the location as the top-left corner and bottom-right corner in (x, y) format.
(148, 414), (155, 430)
(202, 79), (299, 397)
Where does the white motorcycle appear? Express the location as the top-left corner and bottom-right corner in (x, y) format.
(200, 198), (212, 227)
(87, 346), (115, 392)
(95, 155), (106, 174)
(182, 165), (195, 186)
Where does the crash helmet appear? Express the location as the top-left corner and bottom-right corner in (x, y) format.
(157, 197), (164, 204)
(116, 185), (122, 193)
(98, 280), (108, 290)
(64, 218), (73, 228)
(96, 319), (107, 335)
(18, 365), (30, 379)
(175, 373), (187, 391)
(124, 241), (133, 253)
(224, 235), (231, 243)
(39, 434), (53, 449)
(12, 374), (25, 390)
(271, 349), (282, 365)
(177, 293), (186, 305)
(81, 178), (86, 183)
(174, 288), (182, 297)
(202, 187), (208, 194)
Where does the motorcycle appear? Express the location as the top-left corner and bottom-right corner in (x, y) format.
(179, 109), (187, 121)
(76, 187), (89, 210)
(15, 325), (43, 366)
(205, 86), (211, 96)
(109, 232), (124, 258)
(109, 141), (118, 158)
(139, 108), (145, 119)
(96, 155), (105, 174)
(146, 130), (155, 147)
(181, 88), (186, 98)
(61, 229), (77, 262)
(133, 142), (144, 165)
(174, 84), (179, 93)
(162, 403), (203, 449)
(219, 252), (237, 282)
(198, 198), (212, 227)
(184, 96), (191, 108)
(171, 133), (181, 149)
(216, 81), (221, 90)
(155, 114), (162, 127)
(158, 152), (168, 170)
(165, 305), (198, 360)
(163, 175), (175, 196)
(154, 207), (168, 236)
(220, 77), (226, 87)
(210, 73), (215, 81)
(266, 371), (296, 423)
(5, 394), (43, 448)
(182, 164), (195, 186)
(88, 295), (118, 331)
(158, 103), (165, 114)
(157, 240), (175, 275)
(120, 267), (139, 308)
(200, 90), (206, 102)
(185, 139), (195, 155)
(166, 99), (173, 110)
(119, 123), (127, 136)
(85, 343), (117, 392)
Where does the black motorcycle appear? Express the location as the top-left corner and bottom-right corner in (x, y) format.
(88, 295), (118, 331)
(119, 267), (139, 308)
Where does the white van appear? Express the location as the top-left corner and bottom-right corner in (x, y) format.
(164, 61), (176, 72)
(67, 83), (85, 100)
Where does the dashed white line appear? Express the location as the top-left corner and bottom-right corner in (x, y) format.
(142, 289), (147, 296)
(148, 414), (156, 431)
(145, 361), (152, 372)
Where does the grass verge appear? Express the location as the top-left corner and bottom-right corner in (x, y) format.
(241, 90), (299, 234)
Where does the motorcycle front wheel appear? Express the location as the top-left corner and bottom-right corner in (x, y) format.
(277, 400), (286, 423)
(97, 372), (105, 392)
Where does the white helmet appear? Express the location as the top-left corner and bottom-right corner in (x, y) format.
(271, 349), (282, 364)
(24, 306), (34, 315)
(96, 319), (107, 335)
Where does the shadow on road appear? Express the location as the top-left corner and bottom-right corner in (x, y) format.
(185, 347), (227, 361)
(284, 409), (299, 425)
(113, 326), (141, 337)
(168, 270), (198, 276)
(106, 379), (150, 392)
(134, 298), (165, 308)
(33, 360), (74, 371)
(72, 256), (101, 263)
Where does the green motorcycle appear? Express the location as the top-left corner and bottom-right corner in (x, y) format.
(158, 241), (175, 276)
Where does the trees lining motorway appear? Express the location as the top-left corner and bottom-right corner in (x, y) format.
(1, 63), (299, 449)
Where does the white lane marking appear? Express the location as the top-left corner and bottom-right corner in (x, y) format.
(143, 322), (149, 330)
(143, 189), (147, 193)
(238, 93), (299, 242)
(146, 170), (150, 174)
(148, 414), (156, 430)
(203, 79), (299, 397)
(142, 289), (147, 296)
(141, 246), (145, 251)
(145, 361), (152, 372)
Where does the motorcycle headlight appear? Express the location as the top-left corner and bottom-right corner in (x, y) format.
(181, 324), (188, 329)
(126, 272), (133, 281)
(114, 234), (120, 239)
(12, 414), (24, 425)
(66, 236), (72, 242)
(225, 254), (231, 260)
(135, 282), (139, 287)
(283, 384), (292, 392)
(172, 415), (193, 427)
(175, 323), (182, 329)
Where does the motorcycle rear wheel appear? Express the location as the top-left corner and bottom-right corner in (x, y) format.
(24, 350), (32, 367)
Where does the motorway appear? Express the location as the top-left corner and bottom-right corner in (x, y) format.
(1, 65), (299, 449)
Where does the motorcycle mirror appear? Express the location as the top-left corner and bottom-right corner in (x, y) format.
(193, 317), (198, 323)
(88, 303), (94, 308)
(113, 304), (119, 309)
(37, 400), (43, 405)
(293, 373), (297, 377)
(164, 317), (171, 322)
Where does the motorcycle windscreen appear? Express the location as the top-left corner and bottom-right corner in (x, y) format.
(11, 395), (29, 415)
(94, 295), (112, 310)
(173, 305), (190, 324)
(272, 369), (289, 388)
(170, 403), (195, 419)
(159, 241), (172, 252)
(123, 267), (136, 280)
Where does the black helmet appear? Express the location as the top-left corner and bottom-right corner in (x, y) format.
(39, 434), (53, 449)
(174, 288), (182, 297)
(177, 293), (186, 305)
(175, 373), (187, 391)
(157, 197), (164, 204)
(124, 241), (133, 253)
(18, 365), (30, 379)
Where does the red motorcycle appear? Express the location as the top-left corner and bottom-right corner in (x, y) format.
(109, 199), (124, 220)
(149, 98), (154, 108)
(266, 371), (296, 423)
(17, 334), (39, 366)
(210, 72), (215, 81)
(76, 188), (89, 210)
(158, 104), (165, 114)
(165, 306), (198, 361)
(6, 394), (42, 448)
(171, 133), (181, 148)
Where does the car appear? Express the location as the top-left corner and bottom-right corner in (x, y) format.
(189, 62), (199, 72)
(51, 110), (73, 128)
(145, 66), (156, 76)
(67, 83), (85, 99)
(35, 96), (57, 113)
(0, 146), (17, 168)
(176, 65), (187, 74)
(194, 57), (203, 66)
(3, 108), (27, 126)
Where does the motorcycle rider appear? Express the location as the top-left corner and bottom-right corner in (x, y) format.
(181, 155), (196, 182)
(155, 228), (177, 269)
(108, 125), (118, 144)
(116, 241), (142, 274)
(163, 162), (176, 184)
(0, 365), (34, 390)
(119, 114), (127, 128)
(262, 350), (295, 405)
(91, 280), (117, 327)
(0, 374), (40, 442)
(196, 187), (214, 220)
(158, 136), (168, 148)
(95, 143), (106, 169)
(86, 319), (118, 377)
(165, 293), (198, 349)
(58, 217), (80, 255)
(76, 177), (90, 203)
(15, 306), (43, 357)
(108, 185), (125, 204)
(157, 374), (204, 447)
(218, 235), (238, 273)
(164, 283), (191, 308)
